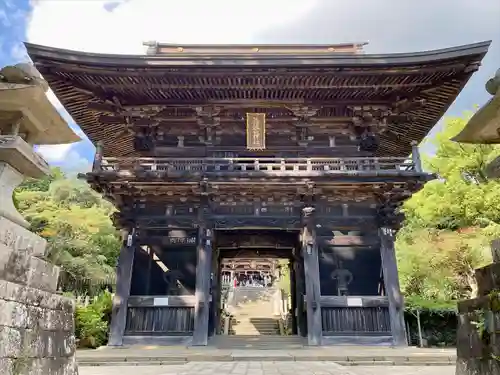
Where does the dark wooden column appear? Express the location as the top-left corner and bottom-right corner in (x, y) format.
(301, 192), (322, 346)
(210, 247), (220, 335)
(192, 187), (213, 346)
(379, 226), (407, 346)
(289, 262), (298, 335)
(108, 228), (136, 346)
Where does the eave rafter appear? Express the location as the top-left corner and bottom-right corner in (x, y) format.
(26, 41), (491, 157)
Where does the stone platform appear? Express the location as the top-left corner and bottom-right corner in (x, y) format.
(77, 344), (456, 367)
(79, 362), (457, 375)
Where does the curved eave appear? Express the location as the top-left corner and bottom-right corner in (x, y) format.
(25, 41), (491, 68)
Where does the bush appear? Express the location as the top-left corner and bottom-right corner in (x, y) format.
(404, 296), (458, 347)
(75, 291), (113, 349)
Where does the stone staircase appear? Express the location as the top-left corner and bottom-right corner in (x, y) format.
(228, 287), (280, 336)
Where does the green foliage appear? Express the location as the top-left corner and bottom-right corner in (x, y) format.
(14, 168), (120, 295)
(403, 297), (458, 347)
(398, 112), (498, 301)
(74, 291), (113, 348)
(405, 295), (457, 313)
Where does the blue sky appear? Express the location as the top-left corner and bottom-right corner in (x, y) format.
(1, 0), (499, 173)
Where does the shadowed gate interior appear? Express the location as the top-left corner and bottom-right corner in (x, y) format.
(209, 229), (306, 338)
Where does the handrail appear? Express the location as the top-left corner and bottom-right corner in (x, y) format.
(97, 156), (416, 173)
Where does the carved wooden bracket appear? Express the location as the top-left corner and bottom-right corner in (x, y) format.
(195, 106), (221, 145)
(348, 105), (393, 153)
(286, 106), (320, 147)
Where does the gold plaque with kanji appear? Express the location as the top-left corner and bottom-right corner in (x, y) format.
(246, 113), (266, 150)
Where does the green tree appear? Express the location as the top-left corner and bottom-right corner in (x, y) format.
(15, 172), (120, 295)
(397, 113), (499, 300)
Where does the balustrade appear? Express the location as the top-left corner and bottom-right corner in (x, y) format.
(97, 156), (416, 174)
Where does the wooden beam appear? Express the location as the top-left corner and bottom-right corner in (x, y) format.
(120, 99), (395, 108)
(319, 296), (389, 307)
(127, 295), (199, 307)
(108, 229), (135, 346)
(41, 62), (469, 77)
(88, 82), (435, 90)
(379, 227), (407, 346)
(96, 113), (352, 125)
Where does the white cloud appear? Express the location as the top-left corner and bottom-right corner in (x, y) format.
(36, 143), (73, 162)
(26, 0), (318, 168)
(27, 0), (318, 53)
(57, 150), (92, 175)
(10, 43), (28, 61)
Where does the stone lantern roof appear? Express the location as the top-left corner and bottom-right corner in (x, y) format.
(452, 68), (500, 144)
(0, 63), (80, 228)
(0, 63), (80, 146)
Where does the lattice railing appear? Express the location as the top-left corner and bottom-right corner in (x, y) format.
(98, 157), (416, 173)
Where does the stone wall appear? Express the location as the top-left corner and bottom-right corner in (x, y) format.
(0, 230), (78, 374)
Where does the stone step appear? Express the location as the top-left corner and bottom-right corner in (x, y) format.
(212, 335), (305, 348)
(76, 344), (457, 366)
(231, 319), (278, 324)
(232, 327), (278, 332)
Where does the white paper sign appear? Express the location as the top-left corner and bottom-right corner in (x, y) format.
(347, 297), (363, 307)
(153, 297), (169, 306)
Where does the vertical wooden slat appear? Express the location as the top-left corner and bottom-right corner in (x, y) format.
(108, 229), (135, 346)
(379, 227), (407, 346)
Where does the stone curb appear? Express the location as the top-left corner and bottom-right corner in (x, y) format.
(77, 355), (457, 366)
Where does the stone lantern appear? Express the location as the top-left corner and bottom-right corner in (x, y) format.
(452, 69), (500, 375)
(0, 64), (80, 374)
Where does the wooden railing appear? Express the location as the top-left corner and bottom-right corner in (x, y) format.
(98, 157), (417, 174)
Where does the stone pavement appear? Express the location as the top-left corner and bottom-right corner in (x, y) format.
(79, 362), (456, 375)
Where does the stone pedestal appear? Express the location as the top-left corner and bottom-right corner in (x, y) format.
(456, 248), (500, 375)
(0, 136), (78, 374)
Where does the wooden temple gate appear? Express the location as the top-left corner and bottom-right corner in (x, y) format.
(25, 41), (490, 346)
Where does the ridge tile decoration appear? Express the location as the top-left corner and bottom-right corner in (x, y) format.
(246, 112), (266, 150)
(24, 41), (491, 348)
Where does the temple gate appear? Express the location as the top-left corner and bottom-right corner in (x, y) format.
(25, 41), (490, 346)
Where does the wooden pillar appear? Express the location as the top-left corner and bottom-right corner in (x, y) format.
(92, 141), (104, 172)
(108, 228), (135, 346)
(411, 141), (423, 173)
(289, 262), (297, 335)
(192, 201), (213, 346)
(210, 248), (220, 335)
(301, 205), (322, 346)
(379, 227), (407, 346)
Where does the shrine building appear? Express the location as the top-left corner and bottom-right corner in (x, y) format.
(25, 41), (491, 347)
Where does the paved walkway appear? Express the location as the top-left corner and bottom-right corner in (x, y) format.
(79, 362), (456, 375)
